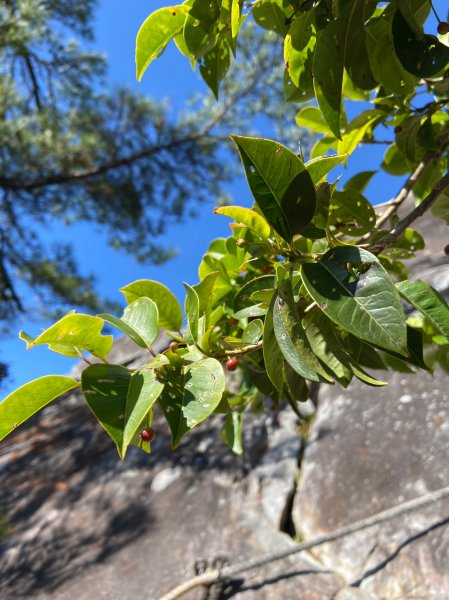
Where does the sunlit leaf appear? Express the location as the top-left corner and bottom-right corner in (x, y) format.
(120, 280), (183, 331)
(136, 5), (188, 80)
(301, 247), (407, 355)
(0, 376), (79, 442)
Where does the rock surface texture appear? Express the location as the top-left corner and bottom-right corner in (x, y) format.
(1, 208), (449, 599)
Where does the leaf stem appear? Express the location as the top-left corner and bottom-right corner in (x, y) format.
(224, 341), (263, 357)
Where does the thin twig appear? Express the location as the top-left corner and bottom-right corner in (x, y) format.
(224, 341), (263, 357)
(366, 169), (449, 252)
(362, 157), (431, 244)
(159, 484), (449, 600)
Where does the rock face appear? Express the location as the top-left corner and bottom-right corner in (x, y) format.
(0, 208), (449, 599)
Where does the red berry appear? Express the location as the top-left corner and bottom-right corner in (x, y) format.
(262, 265), (271, 274)
(394, 125), (402, 135)
(438, 21), (449, 35)
(444, 244), (449, 256)
(229, 317), (239, 326)
(226, 357), (238, 371)
(140, 427), (155, 443)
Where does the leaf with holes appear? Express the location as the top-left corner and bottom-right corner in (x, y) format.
(158, 357), (225, 448)
(27, 314), (113, 358)
(329, 190), (376, 236)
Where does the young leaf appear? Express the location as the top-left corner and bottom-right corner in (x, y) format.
(184, 283), (200, 344)
(0, 376), (79, 442)
(397, 280), (449, 341)
(136, 5), (188, 80)
(29, 314), (113, 358)
(81, 364), (164, 459)
(305, 155), (347, 185)
(214, 206), (271, 239)
(284, 11), (315, 90)
(231, 135), (316, 241)
(99, 297), (159, 350)
(120, 280), (183, 331)
(301, 247), (407, 355)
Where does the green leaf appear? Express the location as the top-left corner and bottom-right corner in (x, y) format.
(231, 0), (242, 40)
(305, 154), (346, 185)
(296, 106), (332, 135)
(338, 109), (384, 158)
(19, 330), (80, 358)
(120, 280), (183, 331)
(234, 275), (275, 312)
(215, 205), (271, 239)
(397, 280), (449, 341)
(242, 319), (263, 344)
(301, 247), (407, 355)
(81, 364), (164, 459)
(380, 228), (424, 259)
(192, 271), (219, 316)
(136, 5), (188, 80)
(29, 314), (113, 358)
(366, 11), (416, 95)
(221, 411), (243, 454)
(304, 310), (353, 387)
(343, 170), (376, 193)
(313, 18), (345, 138)
(343, 0), (377, 90)
(158, 357), (225, 448)
(273, 280), (333, 382)
(99, 297), (159, 350)
(263, 298), (286, 392)
(184, 283), (200, 343)
(0, 376), (79, 442)
(284, 12), (315, 90)
(392, 10), (449, 78)
(199, 39), (231, 98)
(382, 143), (414, 176)
(231, 135), (316, 241)
(252, 0), (291, 37)
(329, 190), (376, 236)
(395, 114), (422, 161)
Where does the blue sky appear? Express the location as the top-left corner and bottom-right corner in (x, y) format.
(1, 0), (447, 395)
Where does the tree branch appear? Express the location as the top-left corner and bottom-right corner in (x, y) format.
(366, 170), (449, 253)
(23, 53), (42, 111)
(374, 157), (431, 230)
